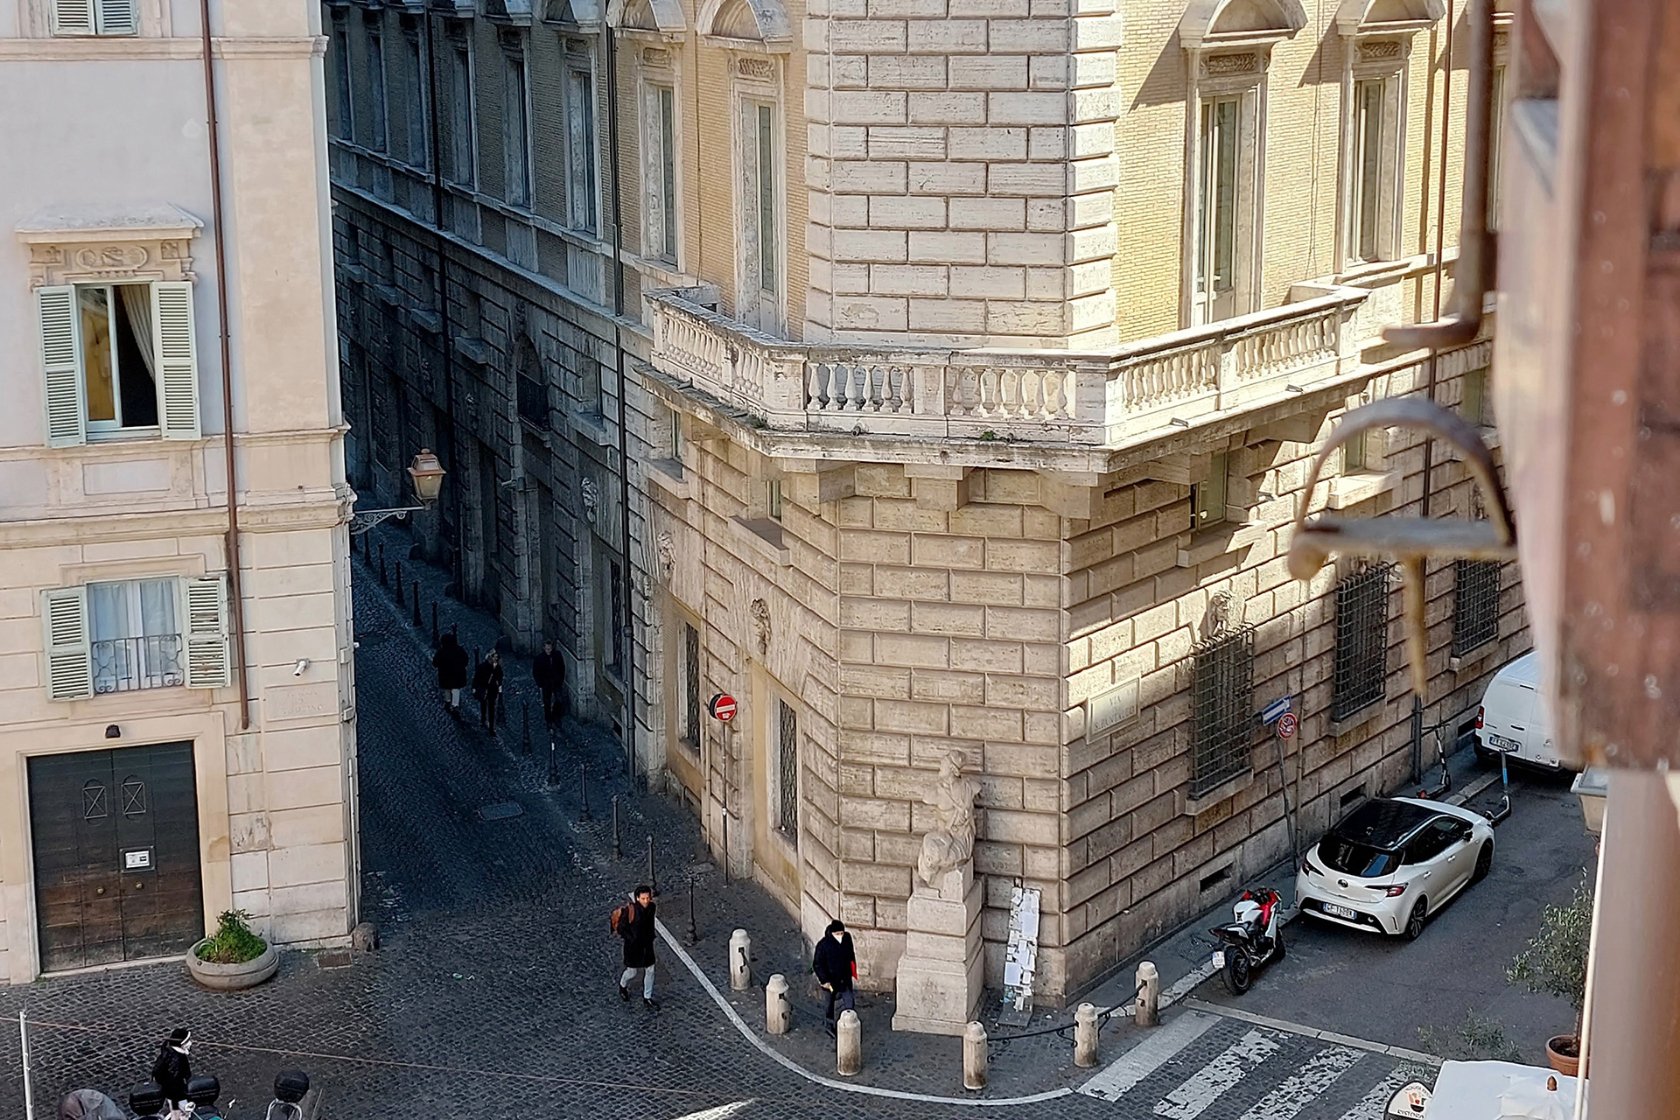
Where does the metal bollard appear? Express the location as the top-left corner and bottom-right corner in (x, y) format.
(729, 929), (752, 991)
(521, 701), (532, 756)
(647, 835), (657, 894)
(766, 975), (790, 1035)
(412, 582), (422, 627)
(686, 874), (699, 944)
(579, 764), (591, 821)
(963, 1021), (988, 1091)
(836, 1010), (861, 1076)
(1074, 1003), (1100, 1068)
(395, 562), (404, 605)
(1135, 961), (1161, 1028)
(611, 796), (622, 858)
(431, 601), (439, 646)
(546, 737), (559, 785)
(378, 545), (387, 586)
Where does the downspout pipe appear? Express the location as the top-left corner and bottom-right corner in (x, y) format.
(200, 0), (251, 730)
(606, 25), (638, 783)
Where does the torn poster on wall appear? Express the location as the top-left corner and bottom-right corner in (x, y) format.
(999, 884), (1041, 1027)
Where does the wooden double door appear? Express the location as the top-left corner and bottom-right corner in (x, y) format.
(29, 742), (204, 972)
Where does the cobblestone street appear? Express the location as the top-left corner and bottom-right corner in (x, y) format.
(0, 538), (1436, 1119)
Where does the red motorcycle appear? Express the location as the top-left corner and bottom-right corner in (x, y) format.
(1209, 887), (1284, 995)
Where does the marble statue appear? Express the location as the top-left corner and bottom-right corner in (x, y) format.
(916, 752), (981, 888)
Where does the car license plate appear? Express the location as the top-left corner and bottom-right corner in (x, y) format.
(1323, 903), (1357, 920)
(1485, 734), (1514, 750)
(1212, 950), (1226, 969)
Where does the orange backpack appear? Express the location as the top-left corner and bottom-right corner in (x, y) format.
(609, 902), (636, 936)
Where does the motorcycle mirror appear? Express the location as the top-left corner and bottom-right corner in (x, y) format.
(1384, 1081), (1432, 1118)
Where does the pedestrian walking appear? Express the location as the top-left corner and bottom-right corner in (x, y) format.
(432, 632), (469, 717)
(812, 919), (857, 1035)
(611, 884), (660, 1009)
(149, 1028), (193, 1109)
(472, 649), (504, 731)
(532, 639), (567, 726)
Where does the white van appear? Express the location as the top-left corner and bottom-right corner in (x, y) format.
(1474, 652), (1578, 772)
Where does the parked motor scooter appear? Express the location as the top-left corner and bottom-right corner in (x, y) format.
(1209, 886), (1284, 995)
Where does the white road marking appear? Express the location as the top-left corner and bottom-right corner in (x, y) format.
(1078, 1010), (1220, 1102)
(1233, 1044), (1364, 1120)
(1339, 1065), (1429, 1120)
(1153, 1028), (1281, 1119)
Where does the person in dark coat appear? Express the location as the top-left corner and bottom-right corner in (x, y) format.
(812, 919), (857, 1034)
(472, 649), (504, 731)
(616, 885), (659, 1009)
(149, 1028), (192, 1108)
(432, 633), (469, 716)
(532, 639), (567, 726)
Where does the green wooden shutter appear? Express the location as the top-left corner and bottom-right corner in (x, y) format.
(95, 0), (136, 33)
(51, 0), (95, 34)
(41, 588), (93, 701)
(152, 282), (202, 440)
(37, 285), (87, 448)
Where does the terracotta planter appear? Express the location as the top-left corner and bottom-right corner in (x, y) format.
(1545, 1034), (1581, 1078)
(185, 940), (278, 992)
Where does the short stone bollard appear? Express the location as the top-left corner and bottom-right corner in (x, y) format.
(729, 929), (752, 991)
(1135, 961), (1161, 1028)
(836, 1009), (861, 1076)
(1074, 1002), (1100, 1068)
(963, 1021), (988, 1091)
(766, 974), (790, 1035)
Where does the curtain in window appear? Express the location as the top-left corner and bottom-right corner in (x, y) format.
(120, 285), (156, 379)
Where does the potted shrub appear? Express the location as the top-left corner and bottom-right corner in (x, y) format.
(1507, 876), (1593, 1076)
(186, 909), (278, 991)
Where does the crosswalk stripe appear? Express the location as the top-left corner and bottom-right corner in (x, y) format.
(1078, 1010), (1220, 1102)
(1233, 1045), (1364, 1120)
(1339, 1066), (1423, 1120)
(1153, 1028), (1281, 1119)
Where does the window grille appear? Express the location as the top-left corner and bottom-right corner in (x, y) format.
(1333, 564), (1392, 721)
(776, 699), (798, 836)
(1452, 560), (1501, 656)
(682, 623), (700, 751)
(1192, 625), (1255, 795)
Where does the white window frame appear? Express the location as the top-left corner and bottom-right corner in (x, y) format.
(640, 75), (683, 267)
(1339, 45), (1408, 269)
(40, 574), (229, 702)
(564, 52), (601, 234)
(35, 280), (201, 448)
(51, 0), (138, 36)
(733, 59), (786, 334)
(1181, 52), (1266, 327)
(364, 17), (389, 153)
(448, 32), (478, 188)
(503, 40), (534, 208)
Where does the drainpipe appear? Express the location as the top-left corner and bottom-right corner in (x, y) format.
(424, 13), (463, 584)
(605, 23), (639, 784)
(199, 0), (251, 730)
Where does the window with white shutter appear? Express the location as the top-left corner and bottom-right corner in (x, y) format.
(52, 0), (137, 35)
(182, 575), (231, 689)
(41, 588), (93, 701)
(36, 280), (199, 446)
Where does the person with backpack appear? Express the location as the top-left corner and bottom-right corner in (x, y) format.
(613, 885), (659, 1010)
(811, 919), (857, 1036)
(148, 1028), (193, 1110)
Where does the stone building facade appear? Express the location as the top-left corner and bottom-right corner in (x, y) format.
(0, 2), (355, 981)
(327, 0), (1527, 1002)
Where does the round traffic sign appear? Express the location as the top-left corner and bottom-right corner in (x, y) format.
(1277, 712), (1299, 740)
(708, 693), (738, 723)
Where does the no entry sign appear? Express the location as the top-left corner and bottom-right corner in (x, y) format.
(1277, 712), (1299, 740)
(708, 693), (738, 723)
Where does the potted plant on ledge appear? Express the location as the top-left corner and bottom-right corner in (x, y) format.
(1507, 875), (1593, 1077)
(186, 909), (279, 991)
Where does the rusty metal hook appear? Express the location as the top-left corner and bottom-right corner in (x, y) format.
(1289, 398), (1518, 700)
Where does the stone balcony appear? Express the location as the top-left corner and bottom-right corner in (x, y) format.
(645, 284), (1379, 461)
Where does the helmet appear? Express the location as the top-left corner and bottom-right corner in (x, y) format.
(1233, 899), (1263, 925)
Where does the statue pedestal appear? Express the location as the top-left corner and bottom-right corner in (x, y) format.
(892, 865), (984, 1036)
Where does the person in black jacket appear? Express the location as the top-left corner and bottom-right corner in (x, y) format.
(472, 649), (504, 731)
(532, 639), (567, 726)
(149, 1028), (192, 1108)
(812, 919), (857, 1035)
(432, 633), (469, 716)
(616, 885), (660, 1010)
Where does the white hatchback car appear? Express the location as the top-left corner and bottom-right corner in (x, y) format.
(1296, 797), (1495, 940)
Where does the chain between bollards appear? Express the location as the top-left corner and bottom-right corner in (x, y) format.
(579, 763), (592, 821)
(611, 796), (622, 859)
